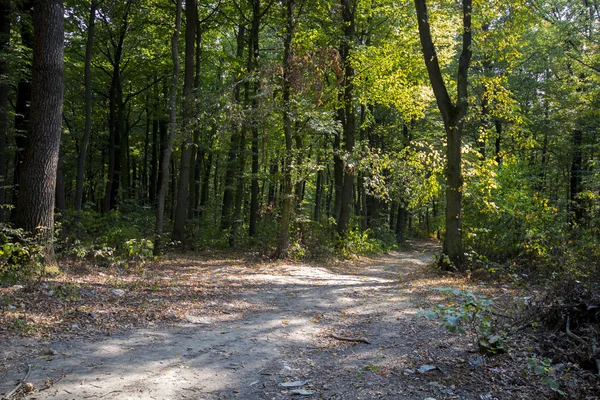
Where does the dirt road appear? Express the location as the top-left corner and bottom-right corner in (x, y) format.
(0, 243), (551, 399)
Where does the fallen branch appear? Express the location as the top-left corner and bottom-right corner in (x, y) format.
(4, 364), (31, 400)
(329, 333), (371, 344)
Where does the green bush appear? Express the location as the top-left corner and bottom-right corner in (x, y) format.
(0, 224), (45, 285)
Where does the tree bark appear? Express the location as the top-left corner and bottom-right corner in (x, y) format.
(248, 0), (262, 238)
(414, 0), (472, 270)
(172, 0), (198, 243)
(0, 0), (10, 221)
(12, 0), (33, 217)
(16, 0), (64, 262)
(570, 129), (584, 223)
(336, 0), (356, 238)
(75, 0), (98, 210)
(275, 0), (296, 258)
(155, 0), (182, 253)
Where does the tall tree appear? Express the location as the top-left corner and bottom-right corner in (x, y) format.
(274, 0), (297, 257)
(16, 0), (64, 260)
(74, 0), (99, 211)
(336, 0), (357, 237)
(172, 0), (198, 243)
(0, 0), (10, 221)
(414, 0), (472, 270)
(155, 0), (182, 253)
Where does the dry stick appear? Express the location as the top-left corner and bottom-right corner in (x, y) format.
(329, 333), (371, 344)
(4, 364), (31, 400)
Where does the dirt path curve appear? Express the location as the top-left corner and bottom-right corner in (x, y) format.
(0, 242), (528, 399)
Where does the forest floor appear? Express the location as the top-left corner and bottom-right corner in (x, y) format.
(1, 241), (598, 399)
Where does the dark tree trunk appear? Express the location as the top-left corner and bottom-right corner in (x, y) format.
(570, 129), (584, 223)
(0, 0), (10, 221)
(154, 0), (182, 253)
(172, 0), (198, 243)
(221, 24), (245, 232)
(149, 117), (158, 203)
(75, 0), (97, 210)
(414, 0), (472, 270)
(12, 0), (33, 217)
(248, 0), (262, 238)
(55, 149), (65, 212)
(102, 2), (130, 212)
(313, 155), (323, 221)
(336, 0), (356, 237)
(275, 0), (296, 258)
(16, 0), (64, 261)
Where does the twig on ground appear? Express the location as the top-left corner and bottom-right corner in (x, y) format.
(4, 364), (31, 400)
(329, 333), (371, 344)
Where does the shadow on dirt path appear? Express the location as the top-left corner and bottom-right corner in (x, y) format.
(0, 241), (548, 399)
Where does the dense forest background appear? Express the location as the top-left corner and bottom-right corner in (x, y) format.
(0, 0), (599, 279)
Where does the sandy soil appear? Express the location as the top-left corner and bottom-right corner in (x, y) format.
(1, 242), (597, 399)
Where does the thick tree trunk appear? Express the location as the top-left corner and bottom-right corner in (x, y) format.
(414, 0), (472, 270)
(16, 0), (64, 262)
(75, 0), (97, 211)
(154, 0), (182, 253)
(0, 0), (10, 221)
(172, 0), (198, 243)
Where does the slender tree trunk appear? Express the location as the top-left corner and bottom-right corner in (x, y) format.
(55, 149), (65, 212)
(336, 0), (356, 237)
(75, 0), (97, 210)
(248, 0), (261, 238)
(494, 119), (502, 165)
(414, 0), (472, 270)
(12, 0), (33, 217)
(16, 0), (64, 262)
(102, 3), (130, 212)
(172, 0), (197, 243)
(154, 0), (182, 253)
(570, 129), (584, 223)
(275, 0), (296, 258)
(221, 24), (245, 232)
(0, 0), (10, 221)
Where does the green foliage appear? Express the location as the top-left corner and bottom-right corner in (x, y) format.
(526, 358), (565, 395)
(337, 227), (396, 259)
(0, 224), (46, 285)
(418, 288), (506, 355)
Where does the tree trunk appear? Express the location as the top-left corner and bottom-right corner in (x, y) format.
(154, 0), (182, 253)
(75, 0), (97, 210)
(16, 0), (64, 262)
(414, 0), (472, 270)
(12, 0), (33, 217)
(221, 24), (246, 232)
(0, 0), (10, 221)
(248, 0), (261, 238)
(570, 129), (584, 224)
(172, 0), (197, 243)
(336, 0), (356, 238)
(275, 0), (296, 258)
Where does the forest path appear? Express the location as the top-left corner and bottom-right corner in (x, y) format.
(1, 242), (534, 399)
